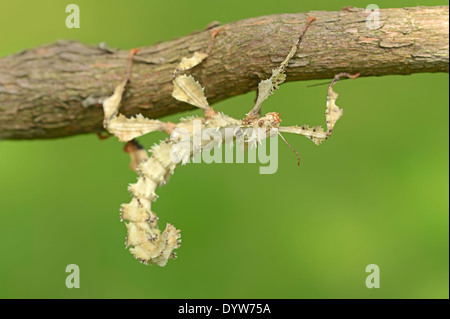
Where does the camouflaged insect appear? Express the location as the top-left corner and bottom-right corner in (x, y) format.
(102, 17), (359, 266)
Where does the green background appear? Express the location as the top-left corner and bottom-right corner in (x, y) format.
(0, 0), (448, 298)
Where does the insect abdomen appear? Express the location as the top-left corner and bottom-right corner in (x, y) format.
(120, 140), (181, 266)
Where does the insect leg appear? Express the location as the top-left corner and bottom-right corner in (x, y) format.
(124, 139), (149, 172)
(278, 73), (359, 145)
(102, 49), (174, 142)
(244, 17), (316, 123)
(172, 28), (224, 120)
(172, 26), (223, 78)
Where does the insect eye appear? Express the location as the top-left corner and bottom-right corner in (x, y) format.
(258, 120), (264, 127)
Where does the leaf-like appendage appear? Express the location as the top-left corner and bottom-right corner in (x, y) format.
(107, 114), (164, 142)
(175, 51), (208, 73)
(253, 69), (287, 116)
(102, 79), (127, 120)
(246, 43), (297, 119)
(278, 125), (328, 145)
(172, 75), (209, 109)
(325, 87), (343, 133)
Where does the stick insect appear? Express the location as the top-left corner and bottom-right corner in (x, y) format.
(102, 17), (359, 266)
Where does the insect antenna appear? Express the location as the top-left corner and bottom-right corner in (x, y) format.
(276, 130), (301, 167)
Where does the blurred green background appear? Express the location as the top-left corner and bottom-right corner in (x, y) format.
(0, 0), (448, 299)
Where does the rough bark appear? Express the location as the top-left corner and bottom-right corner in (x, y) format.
(0, 6), (448, 140)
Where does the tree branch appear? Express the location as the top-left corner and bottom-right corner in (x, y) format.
(0, 6), (448, 140)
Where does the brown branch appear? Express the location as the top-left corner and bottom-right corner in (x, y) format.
(0, 6), (448, 140)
